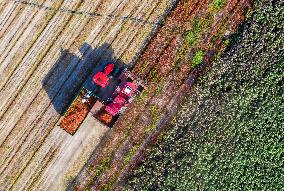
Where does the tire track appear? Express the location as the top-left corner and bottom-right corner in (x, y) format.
(35, 122), (106, 190)
(9, 131), (65, 191)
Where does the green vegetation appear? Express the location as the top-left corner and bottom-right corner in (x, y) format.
(147, 67), (161, 83)
(185, 20), (202, 45)
(185, 31), (198, 46)
(124, 145), (140, 163)
(222, 38), (230, 47)
(192, 50), (205, 67)
(95, 157), (111, 177)
(125, 0), (284, 190)
(102, 176), (118, 191)
(185, 14), (214, 47)
(139, 61), (149, 74)
(211, 0), (227, 11)
(155, 83), (163, 95)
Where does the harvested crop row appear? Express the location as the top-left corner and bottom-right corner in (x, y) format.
(0, 0), (67, 89)
(1, 0), (73, 154)
(0, 1), (41, 42)
(0, 2), (23, 36)
(0, 1), (47, 56)
(109, 0), (159, 59)
(0, 1), (64, 84)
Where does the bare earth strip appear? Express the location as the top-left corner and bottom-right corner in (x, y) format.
(0, 0), (173, 190)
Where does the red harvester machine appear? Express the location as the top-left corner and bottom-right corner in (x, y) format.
(91, 63), (144, 126)
(59, 63), (144, 135)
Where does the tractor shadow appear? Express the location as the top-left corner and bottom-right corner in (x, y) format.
(42, 42), (126, 116)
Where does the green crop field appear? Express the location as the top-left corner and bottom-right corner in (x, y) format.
(125, 0), (284, 190)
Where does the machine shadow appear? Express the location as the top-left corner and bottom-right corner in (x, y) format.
(42, 42), (125, 116)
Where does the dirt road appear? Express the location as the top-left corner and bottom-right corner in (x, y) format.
(0, 0), (173, 190)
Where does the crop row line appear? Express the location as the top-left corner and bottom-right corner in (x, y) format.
(14, 0), (160, 26)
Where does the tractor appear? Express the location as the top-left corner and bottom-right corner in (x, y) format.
(90, 63), (144, 126)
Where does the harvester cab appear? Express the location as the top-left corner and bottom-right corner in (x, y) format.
(93, 63), (115, 88)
